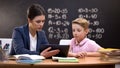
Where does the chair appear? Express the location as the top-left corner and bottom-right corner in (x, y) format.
(0, 38), (12, 54)
(115, 64), (120, 68)
(59, 39), (71, 45)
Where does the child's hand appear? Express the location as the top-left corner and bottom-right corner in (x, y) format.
(76, 52), (87, 58)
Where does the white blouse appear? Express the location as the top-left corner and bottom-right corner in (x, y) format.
(29, 32), (37, 51)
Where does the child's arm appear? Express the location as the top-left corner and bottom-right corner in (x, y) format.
(86, 48), (104, 57)
(86, 52), (101, 57)
(68, 52), (87, 58)
(68, 52), (77, 57)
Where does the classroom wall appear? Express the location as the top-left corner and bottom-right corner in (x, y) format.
(0, 0), (120, 48)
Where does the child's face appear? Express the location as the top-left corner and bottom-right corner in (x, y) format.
(72, 23), (88, 42)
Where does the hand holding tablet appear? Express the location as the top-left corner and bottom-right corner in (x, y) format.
(40, 44), (69, 58)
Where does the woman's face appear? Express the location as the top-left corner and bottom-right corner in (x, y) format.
(72, 23), (88, 42)
(29, 15), (45, 31)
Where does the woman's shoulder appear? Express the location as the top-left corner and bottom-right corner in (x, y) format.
(14, 24), (28, 30)
(13, 24), (29, 34)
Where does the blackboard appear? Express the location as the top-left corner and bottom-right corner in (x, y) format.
(0, 0), (120, 48)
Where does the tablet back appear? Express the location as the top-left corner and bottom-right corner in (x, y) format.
(40, 44), (69, 57)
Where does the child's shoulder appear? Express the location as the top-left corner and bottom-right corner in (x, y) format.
(85, 38), (96, 43)
(70, 38), (76, 45)
(85, 38), (100, 47)
(71, 38), (75, 41)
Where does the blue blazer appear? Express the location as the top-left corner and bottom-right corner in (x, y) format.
(10, 24), (49, 55)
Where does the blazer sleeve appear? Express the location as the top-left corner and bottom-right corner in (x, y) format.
(12, 28), (39, 55)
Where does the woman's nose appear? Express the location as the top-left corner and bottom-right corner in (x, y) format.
(39, 22), (44, 26)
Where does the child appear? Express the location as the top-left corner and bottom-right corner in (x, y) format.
(68, 18), (103, 58)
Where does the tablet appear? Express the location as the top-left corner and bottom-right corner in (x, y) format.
(39, 44), (69, 57)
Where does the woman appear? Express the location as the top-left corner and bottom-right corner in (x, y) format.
(10, 4), (59, 58)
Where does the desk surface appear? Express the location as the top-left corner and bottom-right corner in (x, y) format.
(0, 57), (120, 68)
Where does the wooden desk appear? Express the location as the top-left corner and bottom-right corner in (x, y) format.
(0, 57), (119, 68)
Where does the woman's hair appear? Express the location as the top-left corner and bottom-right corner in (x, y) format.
(72, 18), (90, 30)
(27, 4), (46, 20)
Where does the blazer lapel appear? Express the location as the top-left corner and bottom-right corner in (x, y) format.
(36, 31), (41, 52)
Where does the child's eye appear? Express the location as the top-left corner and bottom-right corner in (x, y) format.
(72, 29), (75, 32)
(77, 29), (81, 32)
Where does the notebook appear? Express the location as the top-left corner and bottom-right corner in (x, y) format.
(52, 56), (79, 63)
(39, 44), (69, 57)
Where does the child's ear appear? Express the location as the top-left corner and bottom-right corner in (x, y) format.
(85, 29), (89, 34)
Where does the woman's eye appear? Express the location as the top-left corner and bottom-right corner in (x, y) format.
(36, 20), (45, 23)
(36, 20), (40, 23)
(42, 20), (45, 23)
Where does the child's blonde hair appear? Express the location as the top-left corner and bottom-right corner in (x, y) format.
(72, 18), (90, 30)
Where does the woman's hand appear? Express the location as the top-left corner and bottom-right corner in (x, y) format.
(40, 47), (60, 58)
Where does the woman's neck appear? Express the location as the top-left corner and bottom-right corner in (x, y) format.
(29, 25), (36, 37)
